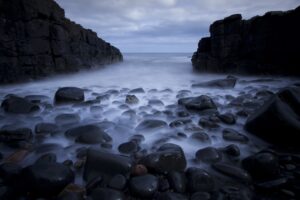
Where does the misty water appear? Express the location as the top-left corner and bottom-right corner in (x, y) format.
(0, 53), (297, 183)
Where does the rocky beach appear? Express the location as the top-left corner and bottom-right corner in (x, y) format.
(1, 0), (300, 200)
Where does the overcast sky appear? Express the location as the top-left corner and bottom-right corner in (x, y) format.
(55, 0), (300, 53)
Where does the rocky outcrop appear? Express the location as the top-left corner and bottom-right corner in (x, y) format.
(192, 6), (300, 75)
(0, 0), (123, 84)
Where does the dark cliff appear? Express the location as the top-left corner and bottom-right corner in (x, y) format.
(192, 6), (300, 75)
(0, 0), (123, 84)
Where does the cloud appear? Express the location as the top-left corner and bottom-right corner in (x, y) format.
(55, 0), (300, 52)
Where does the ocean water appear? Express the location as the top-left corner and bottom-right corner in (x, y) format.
(0, 53), (297, 171)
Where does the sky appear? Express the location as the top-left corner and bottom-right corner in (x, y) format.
(55, 0), (300, 53)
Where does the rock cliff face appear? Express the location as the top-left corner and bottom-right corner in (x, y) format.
(0, 0), (123, 84)
(192, 6), (300, 75)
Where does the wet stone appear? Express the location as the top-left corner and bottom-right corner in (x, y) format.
(83, 149), (133, 182)
(129, 174), (158, 198)
(129, 88), (145, 93)
(131, 164), (148, 176)
(218, 113), (236, 125)
(35, 123), (59, 135)
(55, 87), (84, 104)
(221, 144), (240, 157)
(89, 188), (125, 200)
(55, 113), (80, 126)
(191, 192), (211, 200)
(195, 147), (222, 163)
(168, 171), (187, 193)
(192, 76), (237, 89)
(0, 128), (32, 143)
(65, 125), (112, 145)
(21, 162), (75, 197)
(148, 99), (164, 106)
(1, 96), (40, 114)
(140, 143), (187, 173)
(125, 95), (139, 104)
(212, 163), (251, 183)
(178, 95), (217, 113)
(135, 119), (167, 131)
(169, 119), (192, 128)
(186, 168), (215, 192)
(190, 132), (211, 144)
(108, 174), (127, 190)
(199, 118), (220, 129)
(118, 141), (139, 154)
(242, 151), (280, 181)
(157, 192), (188, 200)
(35, 153), (57, 165)
(177, 111), (190, 117)
(158, 177), (170, 192)
(222, 128), (249, 143)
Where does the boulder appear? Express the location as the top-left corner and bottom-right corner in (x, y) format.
(129, 174), (158, 198)
(65, 125), (112, 145)
(1, 96), (39, 114)
(135, 119), (167, 131)
(245, 87), (300, 147)
(140, 143), (187, 173)
(186, 168), (215, 192)
(0, 128), (32, 143)
(55, 87), (84, 104)
(89, 188), (125, 200)
(83, 149), (133, 182)
(192, 76), (237, 89)
(178, 95), (217, 112)
(195, 147), (222, 163)
(21, 162), (75, 197)
(212, 163), (251, 183)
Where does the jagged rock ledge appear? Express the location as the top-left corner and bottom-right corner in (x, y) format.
(192, 6), (300, 75)
(0, 0), (123, 84)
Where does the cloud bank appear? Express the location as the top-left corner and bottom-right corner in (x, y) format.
(55, 0), (300, 52)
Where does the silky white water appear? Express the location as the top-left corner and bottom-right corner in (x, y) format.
(0, 53), (297, 168)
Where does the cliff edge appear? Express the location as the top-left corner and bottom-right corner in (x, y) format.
(192, 6), (300, 75)
(0, 0), (123, 83)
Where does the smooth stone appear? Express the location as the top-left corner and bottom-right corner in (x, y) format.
(129, 88), (145, 93)
(218, 113), (236, 124)
(222, 128), (249, 143)
(140, 143), (187, 173)
(148, 99), (164, 106)
(190, 132), (211, 144)
(192, 76), (237, 89)
(90, 188), (125, 200)
(245, 87), (300, 147)
(178, 95), (217, 112)
(21, 162), (75, 197)
(167, 171), (187, 193)
(157, 192), (188, 200)
(198, 118), (220, 129)
(118, 141), (139, 154)
(0, 128), (32, 143)
(186, 168), (215, 192)
(65, 125), (112, 145)
(125, 95), (139, 104)
(35, 153), (57, 165)
(108, 174), (127, 190)
(169, 119), (192, 128)
(1, 96), (39, 114)
(129, 174), (158, 198)
(0, 163), (22, 185)
(242, 152), (280, 180)
(135, 119), (167, 131)
(55, 87), (84, 104)
(58, 184), (85, 200)
(256, 178), (288, 189)
(221, 144), (240, 157)
(55, 114), (80, 126)
(212, 163), (251, 183)
(195, 147), (222, 163)
(131, 164), (148, 176)
(177, 111), (190, 117)
(25, 95), (50, 103)
(191, 192), (211, 200)
(83, 149), (133, 182)
(35, 123), (59, 134)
